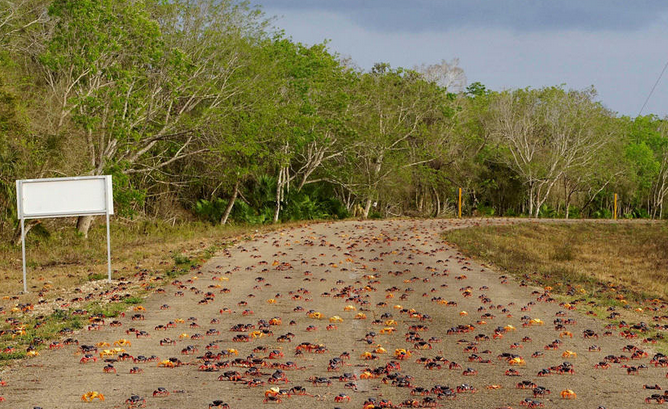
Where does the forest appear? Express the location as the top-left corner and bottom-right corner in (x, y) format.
(1, 0), (667, 239)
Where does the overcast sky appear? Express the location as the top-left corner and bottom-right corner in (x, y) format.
(251, 1), (668, 118)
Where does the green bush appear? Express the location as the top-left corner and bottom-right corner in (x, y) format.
(172, 252), (192, 266)
(476, 204), (496, 216)
(538, 204), (557, 218)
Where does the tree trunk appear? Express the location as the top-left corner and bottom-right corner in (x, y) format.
(273, 166), (288, 223)
(563, 178), (568, 219)
(220, 179), (240, 225)
(527, 184), (535, 217)
(363, 197), (373, 219)
(76, 215), (94, 238)
(432, 186), (440, 217)
(273, 176), (282, 223)
(12, 220), (41, 246)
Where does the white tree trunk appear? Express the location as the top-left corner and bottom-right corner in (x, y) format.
(220, 179), (240, 225)
(363, 197), (373, 219)
(76, 215), (94, 238)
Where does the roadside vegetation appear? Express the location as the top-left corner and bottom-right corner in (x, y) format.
(445, 221), (668, 352)
(445, 222), (668, 302)
(1, 0), (667, 251)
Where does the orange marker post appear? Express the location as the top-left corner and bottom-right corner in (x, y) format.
(614, 193), (617, 221)
(458, 188), (462, 219)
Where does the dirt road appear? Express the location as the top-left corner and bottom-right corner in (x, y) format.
(1, 219), (659, 408)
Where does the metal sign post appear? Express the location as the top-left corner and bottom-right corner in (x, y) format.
(16, 176), (114, 293)
(21, 218), (26, 293)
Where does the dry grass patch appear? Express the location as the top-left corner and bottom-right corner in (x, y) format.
(444, 221), (668, 301)
(0, 218), (316, 304)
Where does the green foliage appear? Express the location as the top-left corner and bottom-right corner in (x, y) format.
(107, 165), (145, 217)
(538, 204), (557, 218)
(0, 0), (667, 234)
(171, 252), (192, 266)
(123, 296), (143, 305)
(87, 273), (107, 281)
(194, 198), (229, 224)
(194, 180), (348, 224)
(475, 204), (496, 217)
(281, 185), (349, 221)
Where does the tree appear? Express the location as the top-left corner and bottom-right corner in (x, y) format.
(334, 64), (447, 218)
(415, 58), (467, 93)
(626, 115), (668, 218)
(489, 86), (612, 217)
(257, 39), (353, 222)
(37, 0), (266, 235)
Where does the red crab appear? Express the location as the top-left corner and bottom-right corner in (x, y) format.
(153, 387), (170, 397)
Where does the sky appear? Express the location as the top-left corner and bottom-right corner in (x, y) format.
(250, 0), (668, 118)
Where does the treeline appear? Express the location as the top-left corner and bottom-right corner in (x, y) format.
(1, 0), (667, 238)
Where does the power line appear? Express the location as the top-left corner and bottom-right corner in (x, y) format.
(638, 58), (668, 117)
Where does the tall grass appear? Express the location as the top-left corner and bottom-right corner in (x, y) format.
(0, 217), (312, 296)
(445, 222), (668, 301)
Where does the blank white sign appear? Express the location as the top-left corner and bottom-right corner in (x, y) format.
(17, 176), (113, 219)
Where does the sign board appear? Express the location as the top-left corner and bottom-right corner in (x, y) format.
(15, 176), (114, 292)
(17, 176), (113, 219)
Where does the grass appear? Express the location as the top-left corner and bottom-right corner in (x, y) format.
(444, 221), (668, 302)
(444, 221), (668, 351)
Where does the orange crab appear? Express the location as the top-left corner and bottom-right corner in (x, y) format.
(329, 316), (344, 323)
(560, 389), (576, 399)
(114, 339), (132, 347)
(250, 331), (265, 339)
(158, 360), (177, 368)
(360, 371), (378, 380)
(562, 350), (577, 358)
(81, 391), (105, 402)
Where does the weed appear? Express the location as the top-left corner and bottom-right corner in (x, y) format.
(172, 252), (192, 267)
(203, 245), (219, 259)
(123, 296), (143, 305)
(87, 273), (107, 281)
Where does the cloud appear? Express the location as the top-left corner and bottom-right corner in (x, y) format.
(256, 8), (668, 116)
(254, 0), (668, 33)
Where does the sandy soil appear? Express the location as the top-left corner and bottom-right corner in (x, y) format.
(1, 219), (660, 409)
